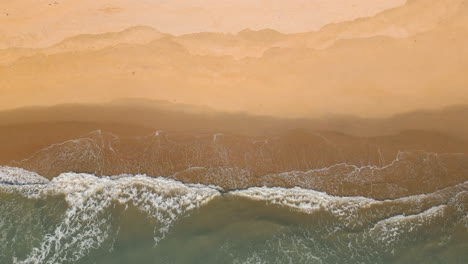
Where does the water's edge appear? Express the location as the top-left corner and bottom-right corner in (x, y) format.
(1, 167), (467, 264)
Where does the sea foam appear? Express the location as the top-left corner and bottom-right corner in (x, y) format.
(0, 167), (466, 263)
(0, 166), (49, 184)
(3, 172), (220, 264)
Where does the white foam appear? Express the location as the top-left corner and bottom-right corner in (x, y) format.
(367, 205), (449, 247)
(9, 172), (220, 264)
(230, 186), (379, 229)
(1, 166), (466, 263)
(230, 182), (468, 232)
(231, 186), (374, 213)
(0, 166), (49, 184)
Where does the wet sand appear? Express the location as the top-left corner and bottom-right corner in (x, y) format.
(1, 102), (468, 199)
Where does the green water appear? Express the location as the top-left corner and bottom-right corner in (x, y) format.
(1, 173), (467, 264)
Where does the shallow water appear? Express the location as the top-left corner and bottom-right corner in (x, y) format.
(1, 170), (467, 264)
(6, 130), (468, 200)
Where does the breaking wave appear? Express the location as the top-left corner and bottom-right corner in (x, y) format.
(1, 166), (467, 263)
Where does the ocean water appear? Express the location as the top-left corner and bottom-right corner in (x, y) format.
(1, 168), (467, 264)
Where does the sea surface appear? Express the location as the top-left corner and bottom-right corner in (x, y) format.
(0, 169), (467, 264)
(1, 130), (468, 263)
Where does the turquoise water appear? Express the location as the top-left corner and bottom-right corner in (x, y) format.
(1, 171), (467, 264)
